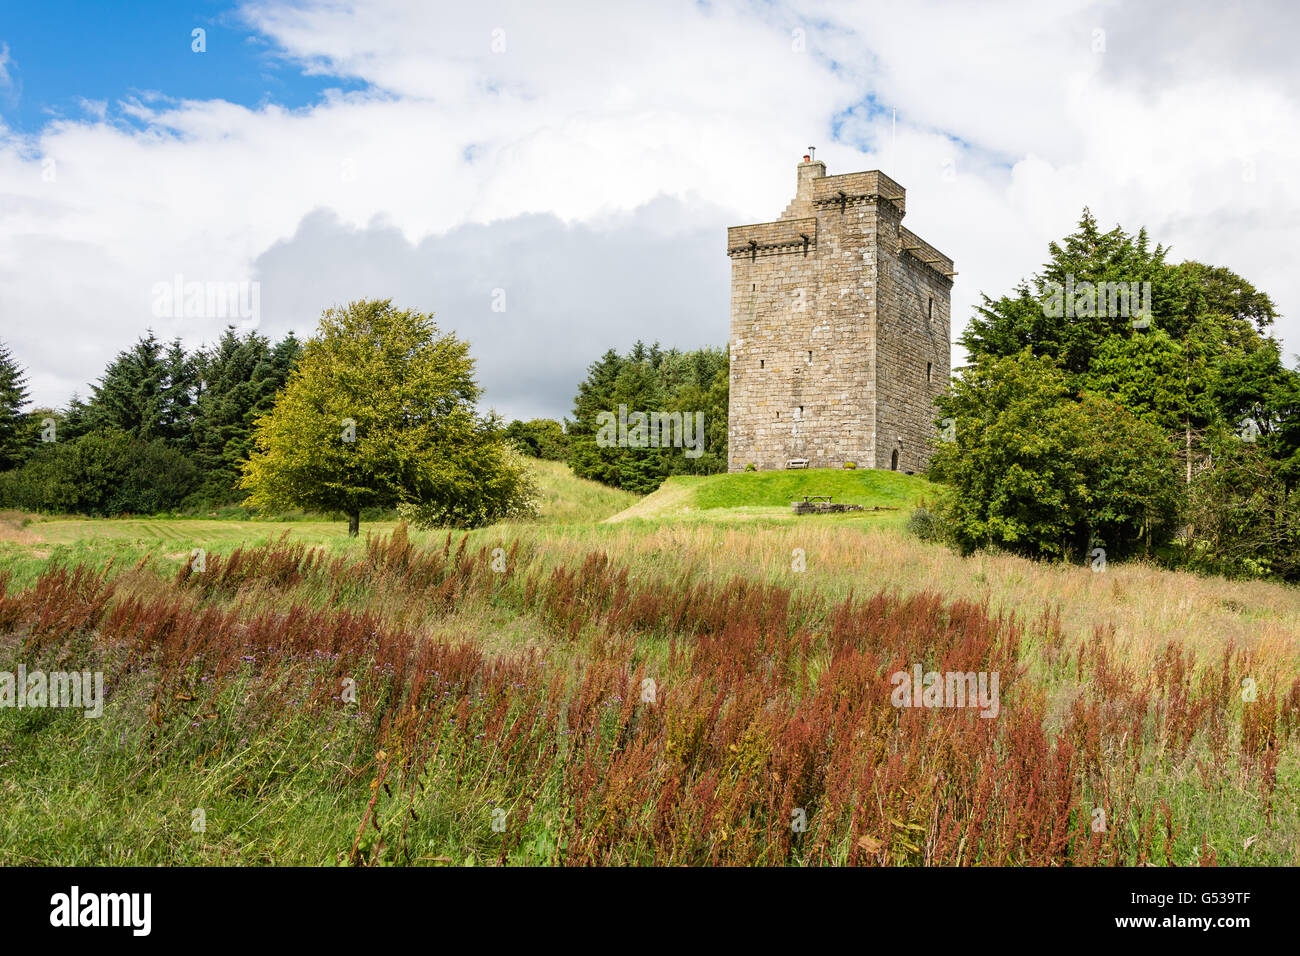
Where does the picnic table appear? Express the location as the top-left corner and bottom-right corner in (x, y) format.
(802, 495), (833, 503)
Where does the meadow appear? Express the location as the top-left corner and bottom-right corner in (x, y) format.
(0, 465), (1297, 865)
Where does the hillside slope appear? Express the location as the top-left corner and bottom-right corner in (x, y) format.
(605, 468), (932, 523)
(523, 458), (642, 524)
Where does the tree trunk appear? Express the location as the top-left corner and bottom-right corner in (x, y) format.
(348, 509), (360, 538)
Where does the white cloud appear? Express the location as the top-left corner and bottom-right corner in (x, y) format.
(1, 0), (1298, 416)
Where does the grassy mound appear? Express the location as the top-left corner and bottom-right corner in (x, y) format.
(606, 468), (932, 522)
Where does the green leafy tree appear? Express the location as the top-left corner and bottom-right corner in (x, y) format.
(962, 210), (1180, 376)
(930, 351), (1181, 560)
(504, 418), (569, 460)
(962, 214), (1288, 469)
(1182, 433), (1300, 580)
(1211, 336), (1300, 484)
(239, 299), (534, 535)
(946, 208), (1300, 574)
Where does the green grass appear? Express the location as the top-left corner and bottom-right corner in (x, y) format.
(0, 459), (637, 574)
(691, 468), (930, 509)
(605, 468), (931, 525)
(522, 458), (640, 524)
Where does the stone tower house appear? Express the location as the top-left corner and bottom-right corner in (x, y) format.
(726, 156), (954, 473)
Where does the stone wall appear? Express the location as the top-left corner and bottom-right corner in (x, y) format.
(727, 160), (953, 474)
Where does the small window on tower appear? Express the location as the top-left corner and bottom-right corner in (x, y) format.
(807, 350), (812, 362)
(928, 297), (934, 321)
(926, 362), (932, 383)
(760, 359), (764, 368)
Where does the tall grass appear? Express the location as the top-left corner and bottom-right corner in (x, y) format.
(1, 524), (1296, 865)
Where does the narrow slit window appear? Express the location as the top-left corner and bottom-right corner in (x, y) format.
(926, 361), (932, 383)
(928, 297), (934, 321)
(760, 359), (764, 368)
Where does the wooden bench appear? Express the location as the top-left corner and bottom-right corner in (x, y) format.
(802, 495), (833, 503)
(786, 458), (810, 469)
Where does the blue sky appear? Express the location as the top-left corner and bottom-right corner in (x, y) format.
(0, 1), (365, 133)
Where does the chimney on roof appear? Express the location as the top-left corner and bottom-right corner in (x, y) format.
(792, 149), (826, 212)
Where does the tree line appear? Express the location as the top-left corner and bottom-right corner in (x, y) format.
(0, 329), (301, 515)
(0, 322), (730, 521)
(0, 303), (538, 533)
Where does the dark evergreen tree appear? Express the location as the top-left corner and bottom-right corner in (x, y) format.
(190, 327), (301, 504)
(158, 338), (199, 449)
(0, 341), (33, 470)
(59, 393), (92, 441)
(82, 332), (171, 439)
(568, 342), (728, 493)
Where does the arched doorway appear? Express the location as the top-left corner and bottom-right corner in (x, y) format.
(890, 449), (899, 471)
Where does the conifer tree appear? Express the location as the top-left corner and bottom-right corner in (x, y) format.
(0, 341), (33, 470)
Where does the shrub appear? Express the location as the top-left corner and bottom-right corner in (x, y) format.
(905, 505), (949, 544)
(0, 430), (197, 515)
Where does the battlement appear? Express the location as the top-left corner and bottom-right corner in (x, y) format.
(899, 226), (955, 280)
(810, 170), (906, 215)
(779, 164), (907, 219)
(726, 217), (817, 258)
